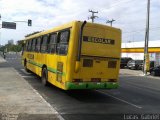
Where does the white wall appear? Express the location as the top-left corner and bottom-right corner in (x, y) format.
(121, 53), (156, 61)
(122, 40), (160, 66)
(122, 40), (160, 48)
(121, 53), (144, 60)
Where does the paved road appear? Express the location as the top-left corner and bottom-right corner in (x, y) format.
(2, 53), (160, 120)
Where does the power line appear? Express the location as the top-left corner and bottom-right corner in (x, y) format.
(106, 0), (136, 10)
(111, 0), (133, 6)
(103, 0), (145, 21)
(123, 27), (160, 34)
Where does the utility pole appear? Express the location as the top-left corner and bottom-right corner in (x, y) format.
(106, 19), (115, 26)
(143, 0), (150, 76)
(88, 10), (98, 23)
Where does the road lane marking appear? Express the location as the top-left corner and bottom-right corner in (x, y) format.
(122, 81), (160, 92)
(14, 68), (65, 120)
(6, 58), (21, 60)
(21, 69), (32, 75)
(32, 89), (65, 120)
(97, 90), (142, 109)
(21, 75), (35, 78)
(119, 74), (141, 77)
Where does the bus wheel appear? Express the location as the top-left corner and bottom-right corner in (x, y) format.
(41, 68), (49, 86)
(24, 61), (30, 72)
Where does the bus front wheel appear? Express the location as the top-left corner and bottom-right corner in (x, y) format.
(41, 68), (49, 86)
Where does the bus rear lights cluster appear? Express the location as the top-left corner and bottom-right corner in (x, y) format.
(108, 79), (117, 82)
(91, 78), (101, 82)
(72, 79), (83, 82)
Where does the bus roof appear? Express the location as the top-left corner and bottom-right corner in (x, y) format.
(23, 20), (121, 41)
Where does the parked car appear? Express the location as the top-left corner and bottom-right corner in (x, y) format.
(150, 61), (155, 68)
(141, 61), (155, 71)
(127, 60), (143, 70)
(150, 66), (160, 76)
(120, 57), (132, 68)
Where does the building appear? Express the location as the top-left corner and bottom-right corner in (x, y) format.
(121, 40), (160, 66)
(8, 40), (14, 45)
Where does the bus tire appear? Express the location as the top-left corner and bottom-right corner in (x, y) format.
(24, 60), (30, 72)
(41, 68), (49, 86)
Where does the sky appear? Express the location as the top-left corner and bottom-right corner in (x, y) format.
(0, 0), (160, 45)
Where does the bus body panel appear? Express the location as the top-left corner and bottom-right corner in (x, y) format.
(82, 24), (121, 58)
(21, 21), (121, 90)
(70, 22), (121, 81)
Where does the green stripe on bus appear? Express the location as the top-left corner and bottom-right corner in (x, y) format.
(28, 60), (43, 68)
(47, 67), (66, 76)
(57, 71), (66, 76)
(47, 67), (56, 73)
(27, 60), (66, 76)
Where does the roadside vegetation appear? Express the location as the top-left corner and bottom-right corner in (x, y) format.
(0, 43), (22, 52)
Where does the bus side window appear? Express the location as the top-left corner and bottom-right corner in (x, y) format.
(27, 41), (30, 51)
(28, 40), (32, 51)
(48, 33), (57, 54)
(25, 41), (28, 51)
(57, 30), (70, 55)
(41, 35), (48, 53)
(21, 43), (24, 55)
(31, 38), (37, 52)
(24, 42), (27, 51)
(36, 37), (41, 52)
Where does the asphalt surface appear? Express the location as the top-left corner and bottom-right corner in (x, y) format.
(1, 53), (160, 120)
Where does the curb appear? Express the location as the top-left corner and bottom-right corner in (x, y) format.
(0, 55), (6, 63)
(13, 68), (65, 120)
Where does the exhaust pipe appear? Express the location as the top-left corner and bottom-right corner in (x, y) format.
(75, 21), (87, 73)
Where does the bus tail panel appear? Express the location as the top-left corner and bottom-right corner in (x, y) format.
(66, 22), (121, 90)
(68, 57), (120, 90)
(65, 81), (119, 90)
(81, 25), (121, 58)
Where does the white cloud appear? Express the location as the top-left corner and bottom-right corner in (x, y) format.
(0, 0), (160, 45)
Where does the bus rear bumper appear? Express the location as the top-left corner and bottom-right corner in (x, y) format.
(66, 82), (119, 90)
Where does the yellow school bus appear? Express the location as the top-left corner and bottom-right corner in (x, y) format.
(21, 21), (121, 90)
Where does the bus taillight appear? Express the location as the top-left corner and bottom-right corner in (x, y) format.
(108, 79), (117, 82)
(91, 78), (101, 82)
(72, 79), (82, 82)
